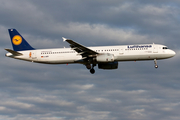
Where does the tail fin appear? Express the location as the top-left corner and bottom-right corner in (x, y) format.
(8, 29), (34, 51)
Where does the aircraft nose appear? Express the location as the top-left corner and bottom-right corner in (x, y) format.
(170, 50), (176, 57)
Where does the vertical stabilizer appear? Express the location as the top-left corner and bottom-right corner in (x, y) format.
(8, 29), (34, 51)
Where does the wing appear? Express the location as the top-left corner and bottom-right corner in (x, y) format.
(63, 37), (98, 58)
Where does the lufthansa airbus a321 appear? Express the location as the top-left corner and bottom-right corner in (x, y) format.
(5, 29), (176, 74)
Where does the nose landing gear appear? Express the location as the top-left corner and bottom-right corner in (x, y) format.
(154, 59), (158, 68)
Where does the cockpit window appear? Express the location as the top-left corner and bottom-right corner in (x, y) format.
(163, 47), (168, 49)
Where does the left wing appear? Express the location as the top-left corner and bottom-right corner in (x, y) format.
(63, 37), (98, 58)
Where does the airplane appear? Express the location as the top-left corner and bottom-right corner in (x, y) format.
(5, 29), (176, 74)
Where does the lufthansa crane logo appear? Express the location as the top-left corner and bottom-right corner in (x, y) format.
(12, 35), (22, 45)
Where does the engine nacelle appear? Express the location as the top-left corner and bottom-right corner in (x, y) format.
(96, 53), (114, 62)
(98, 61), (118, 69)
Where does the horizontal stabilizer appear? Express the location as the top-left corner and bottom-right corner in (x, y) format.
(5, 49), (23, 56)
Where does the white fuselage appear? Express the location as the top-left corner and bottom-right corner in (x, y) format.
(6, 44), (176, 64)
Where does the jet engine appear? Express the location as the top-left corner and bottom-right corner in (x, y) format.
(98, 61), (118, 69)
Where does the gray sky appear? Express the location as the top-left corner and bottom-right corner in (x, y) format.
(0, 0), (180, 120)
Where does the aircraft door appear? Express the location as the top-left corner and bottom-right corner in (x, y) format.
(29, 51), (37, 60)
(153, 44), (158, 53)
(119, 47), (124, 55)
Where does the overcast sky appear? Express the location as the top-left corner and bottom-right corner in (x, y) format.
(0, 0), (180, 120)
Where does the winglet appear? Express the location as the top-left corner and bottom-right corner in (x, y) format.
(62, 37), (67, 42)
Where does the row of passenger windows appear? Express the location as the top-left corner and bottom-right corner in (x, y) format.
(41, 49), (119, 54)
(40, 47), (167, 54)
(125, 48), (149, 51)
(41, 48), (151, 54)
(95, 49), (119, 52)
(41, 51), (75, 54)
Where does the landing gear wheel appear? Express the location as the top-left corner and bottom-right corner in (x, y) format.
(155, 65), (158, 69)
(90, 69), (95, 74)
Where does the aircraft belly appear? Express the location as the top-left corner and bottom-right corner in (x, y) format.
(115, 53), (169, 61)
(37, 55), (81, 64)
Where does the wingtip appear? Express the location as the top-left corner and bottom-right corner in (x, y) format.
(62, 37), (67, 42)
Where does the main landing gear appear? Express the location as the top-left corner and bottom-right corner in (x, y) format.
(90, 64), (96, 74)
(86, 64), (96, 74)
(154, 59), (158, 68)
(90, 68), (95, 74)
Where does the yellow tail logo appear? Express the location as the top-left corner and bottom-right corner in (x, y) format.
(12, 35), (22, 45)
